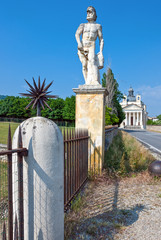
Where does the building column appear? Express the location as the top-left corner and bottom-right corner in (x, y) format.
(134, 112), (136, 126)
(137, 112), (139, 126)
(125, 112), (127, 126)
(140, 111), (143, 127)
(129, 112), (131, 126)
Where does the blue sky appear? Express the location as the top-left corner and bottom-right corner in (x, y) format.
(0, 0), (161, 116)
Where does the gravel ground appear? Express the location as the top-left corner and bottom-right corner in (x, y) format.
(65, 171), (161, 240)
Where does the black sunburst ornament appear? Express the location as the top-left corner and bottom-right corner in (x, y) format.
(20, 77), (57, 116)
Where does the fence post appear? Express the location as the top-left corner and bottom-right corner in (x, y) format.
(7, 125), (13, 240)
(12, 117), (64, 240)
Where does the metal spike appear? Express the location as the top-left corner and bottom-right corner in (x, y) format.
(40, 78), (46, 92)
(43, 100), (52, 111)
(32, 78), (39, 93)
(38, 76), (41, 89)
(43, 81), (53, 92)
(24, 79), (36, 92)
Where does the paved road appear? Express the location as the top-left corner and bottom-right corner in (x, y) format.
(123, 129), (161, 154)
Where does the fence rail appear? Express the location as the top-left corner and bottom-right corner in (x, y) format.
(63, 128), (89, 208)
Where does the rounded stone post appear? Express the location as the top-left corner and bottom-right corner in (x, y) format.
(12, 117), (64, 240)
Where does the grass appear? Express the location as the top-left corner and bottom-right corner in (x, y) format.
(0, 162), (8, 199)
(104, 130), (155, 176)
(0, 122), (19, 144)
(0, 122), (75, 145)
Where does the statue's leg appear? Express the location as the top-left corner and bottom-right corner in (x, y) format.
(87, 49), (100, 84)
(82, 60), (87, 83)
(78, 51), (87, 83)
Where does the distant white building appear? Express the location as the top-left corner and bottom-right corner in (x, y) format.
(120, 87), (147, 129)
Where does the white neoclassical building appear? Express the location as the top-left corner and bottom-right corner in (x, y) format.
(120, 87), (147, 129)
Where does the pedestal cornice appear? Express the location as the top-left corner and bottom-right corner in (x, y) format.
(73, 87), (108, 95)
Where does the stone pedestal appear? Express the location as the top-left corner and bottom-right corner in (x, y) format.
(73, 86), (107, 174)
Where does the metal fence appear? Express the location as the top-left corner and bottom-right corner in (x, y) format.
(0, 126), (28, 240)
(63, 128), (89, 209)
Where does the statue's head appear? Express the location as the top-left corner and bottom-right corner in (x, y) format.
(87, 6), (97, 22)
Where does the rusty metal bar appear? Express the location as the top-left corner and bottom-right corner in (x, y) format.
(69, 130), (72, 199)
(75, 129), (77, 190)
(7, 125), (13, 240)
(72, 129), (75, 196)
(64, 136), (89, 142)
(67, 129), (70, 202)
(14, 214), (18, 240)
(2, 222), (7, 240)
(17, 127), (24, 240)
(0, 148), (28, 156)
(64, 128), (66, 206)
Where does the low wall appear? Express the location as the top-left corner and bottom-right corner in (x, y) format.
(146, 125), (161, 132)
(105, 126), (118, 151)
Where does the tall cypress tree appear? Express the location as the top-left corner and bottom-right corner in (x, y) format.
(102, 68), (125, 125)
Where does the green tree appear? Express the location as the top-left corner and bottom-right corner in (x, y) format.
(157, 115), (161, 121)
(63, 95), (75, 120)
(41, 98), (65, 119)
(105, 107), (119, 125)
(102, 68), (125, 125)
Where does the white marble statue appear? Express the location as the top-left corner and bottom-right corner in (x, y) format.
(75, 6), (104, 86)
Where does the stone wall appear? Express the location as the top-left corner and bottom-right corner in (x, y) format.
(146, 125), (161, 132)
(105, 126), (118, 151)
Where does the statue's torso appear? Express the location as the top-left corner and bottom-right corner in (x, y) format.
(82, 23), (100, 49)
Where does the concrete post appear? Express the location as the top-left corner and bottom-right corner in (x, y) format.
(73, 87), (107, 174)
(12, 117), (64, 240)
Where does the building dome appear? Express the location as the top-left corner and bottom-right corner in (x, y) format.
(127, 87), (135, 101)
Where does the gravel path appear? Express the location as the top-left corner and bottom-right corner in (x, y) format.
(65, 171), (161, 240)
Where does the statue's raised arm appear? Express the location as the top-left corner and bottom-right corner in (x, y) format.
(75, 6), (104, 86)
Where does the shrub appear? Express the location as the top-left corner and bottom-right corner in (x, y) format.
(104, 131), (154, 176)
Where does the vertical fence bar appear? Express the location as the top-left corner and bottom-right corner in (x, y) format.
(86, 130), (88, 178)
(69, 130), (72, 198)
(14, 214), (18, 240)
(17, 127), (24, 240)
(8, 125), (13, 240)
(75, 129), (77, 192)
(78, 129), (80, 188)
(67, 129), (70, 203)
(72, 129), (74, 196)
(64, 128), (66, 206)
(2, 223), (7, 240)
(73, 129), (76, 194)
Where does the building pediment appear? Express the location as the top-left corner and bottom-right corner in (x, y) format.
(123, 104), (142, 111)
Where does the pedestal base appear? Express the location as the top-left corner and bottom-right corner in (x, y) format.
(73, 87), (107, 174)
